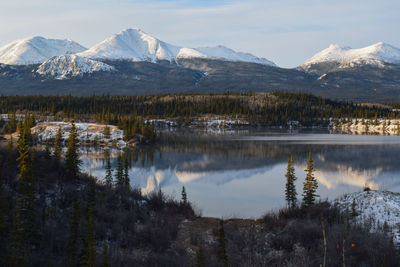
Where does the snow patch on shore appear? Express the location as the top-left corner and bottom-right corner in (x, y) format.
(31, 122), (126, 148)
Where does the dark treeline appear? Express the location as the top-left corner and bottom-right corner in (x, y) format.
(0, 91), (398, 127)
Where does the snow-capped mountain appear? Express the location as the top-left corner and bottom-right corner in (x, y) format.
(37, 54), (115, 80)
(77, 29), (207, 62)
(300, 42), (400, 72)
(0, 36), (87, 65)
(194, 45), (276, 66)
(77, 28), (275, 66)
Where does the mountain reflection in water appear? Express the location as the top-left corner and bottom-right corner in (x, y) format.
(80, 129), (400, 218)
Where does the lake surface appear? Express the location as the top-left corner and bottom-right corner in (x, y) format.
(79, 129), (400, 218)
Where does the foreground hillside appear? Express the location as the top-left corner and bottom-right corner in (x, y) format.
(0, 145), (399, 266)
(336, 190), (400, 243)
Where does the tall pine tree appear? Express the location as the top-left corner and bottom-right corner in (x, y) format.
(123, 154), (130, 190)
(54, 126), (62, 159)
(302, 152), (319, 207)
(81, 178), (96, 267)
(104, 151), (113, 187)
(285, 155), (297, 208)
(216, 220), (228, 267)
(66, 123), (81, 179)
(115, 153), (124, 188)
(66, 195), (80, 266)
(8, 122), (37, 266)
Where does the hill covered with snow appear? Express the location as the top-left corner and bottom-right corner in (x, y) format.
(37, 54), (115, 79)
(0, 36), (87, 65)
(336, 190), (400, 243)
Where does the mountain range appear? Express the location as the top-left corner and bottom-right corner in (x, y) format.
(0, 28), (399, 102)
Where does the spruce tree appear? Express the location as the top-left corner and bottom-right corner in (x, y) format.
(7, 137), (14, 168)
(181, 186), (188, 205)
(103, 125), (110, 139)
(101, 244), (110, 267)
(123, 154), (130, 189)
(104, 151), (113, 187)
(66, 123), (81, 179)
(196, 238), (205, 267)
(44, 139), (51, 160)
(66, 195), (80, 266)
(302, 152), (319, 207)
(285, 155), (297, 208)
(8, 122), (37, 266)
(115, 153), (124, 187)
(54, 126), (62, 159)
(81, 178), (96, 267)
(216, 220), (228, 267)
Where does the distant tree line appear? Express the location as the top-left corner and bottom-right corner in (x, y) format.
(0, 92), (398, 128)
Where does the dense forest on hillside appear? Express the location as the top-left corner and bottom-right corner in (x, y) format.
(0, 92), (398, 128)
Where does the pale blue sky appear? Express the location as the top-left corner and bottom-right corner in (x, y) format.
(0, 0), (399, 67)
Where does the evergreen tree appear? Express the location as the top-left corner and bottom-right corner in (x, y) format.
(115, 153), (124, 187)
(81, 178), (96, 267)
(104, 151), (113, 187)
(54, 127), (62, 159)
(181, 186), (188, 205)
(0, 162), (6, 241)
(65, 123), (81, 179)
(302, 152), (319, 207)
(123, 154), (130, 189)
(216, 220), (228, 267)
(7, 137), (14, 167)
(8, 122), (37, 267)
(196, 238), (205, 267)
(101, 244), (110, 267)
(285, 155), (297, 208)
(44, 139), (51, 160)
(66, 195), (80, 266)
(103, 125), (110, 139)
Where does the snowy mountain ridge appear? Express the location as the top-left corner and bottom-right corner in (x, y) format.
(0, 36), (87, 65)
(301, 42), (400, 70)
(78, 28), (275, 66)
(37, 54), (115, 80)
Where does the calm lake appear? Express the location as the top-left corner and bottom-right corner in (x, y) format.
(79, 129), (400, 218)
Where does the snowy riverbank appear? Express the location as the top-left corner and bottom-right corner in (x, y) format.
(333, 119), (400, 135)
(9, 122), (127, 148)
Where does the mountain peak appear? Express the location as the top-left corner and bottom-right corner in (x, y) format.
(301, 42), (400, 69)
(78, 28), (276, 66)
(0, 36), (86, 65)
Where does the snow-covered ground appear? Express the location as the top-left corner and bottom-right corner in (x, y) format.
(336, 190), (400, 243)
(333, 119), (400, 135)
(29, 122), (126, 148)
